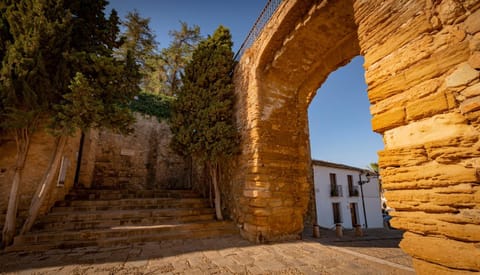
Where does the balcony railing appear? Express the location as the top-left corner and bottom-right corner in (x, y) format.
(234, 0), (283, 61)
(330, 185), (343, 197)
(349, 186), (360, 197)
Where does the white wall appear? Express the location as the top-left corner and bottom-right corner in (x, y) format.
(313, 164), (383, 229)
(361, 177), (384, 228)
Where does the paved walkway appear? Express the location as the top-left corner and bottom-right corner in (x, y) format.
(0, 228), (414, 274)
(309, 227), (413, 269)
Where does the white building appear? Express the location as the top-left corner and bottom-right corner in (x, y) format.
(312, 160), (383, 229)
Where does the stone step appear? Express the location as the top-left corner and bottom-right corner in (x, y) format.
(8, 188), (237, 253)
(65, 189), (200, 200)
(9, 221), (238, 252)
(33, 212), (216, 232)
(53, 198), (209, 212)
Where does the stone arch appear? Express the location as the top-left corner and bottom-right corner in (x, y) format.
(232, 0), (480, 273)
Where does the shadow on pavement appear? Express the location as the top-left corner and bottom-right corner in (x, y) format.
(302, 226), (405, 248)
(0, 227), (408, 273)
(0, 234), (255, 273)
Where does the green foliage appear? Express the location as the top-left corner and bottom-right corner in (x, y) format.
(0, 0), (141, 136)
(0, 1), (11, 64)
(117, 10), (157, 88)
(152, 22), (202, 95)
(129, 92), (174, 121)
(170, 25), (239, 162)
(368, 162), (379, 174)
(0, 0), (73, 130)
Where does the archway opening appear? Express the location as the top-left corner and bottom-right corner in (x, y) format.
(308, 56), (383, 169)
(307, 55), (384, 230)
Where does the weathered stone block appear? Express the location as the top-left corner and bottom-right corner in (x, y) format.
(438, 209), (480, 225)
(371, 107), (405, 133)
(401, 232), (480, 271)
(244, 214), (269, 226)
(370, 78), (441, 116)
(469, 33), (480, 51)
(436, 0), (465, 25)
(460, 95), (480, 114)
(356, 0), (429, 67)
(468, 52), (480, 69)
(406, 92), (449, 121)
(392, 208), (480, 241)
(368, 42), (469, 103)
(251, 207), (271, 217)
(378, 146), (428, 168)
(243, 190), (271, 198)
(461, 82), (480, 98)
(412, 258), (474, 275)
(381, 163), (478, 189)
(384, 112), (476, 149)
(249, 198), (269, 208)
(446, 62), (479, 88)
(465, 8), (480, 34)
(425, 134), (480, 163)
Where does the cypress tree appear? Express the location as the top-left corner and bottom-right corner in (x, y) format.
(170, 26), (239, 220)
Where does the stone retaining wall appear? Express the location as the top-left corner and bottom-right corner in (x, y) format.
(79, 114), (189, 190)
(0, 129), (81, 236)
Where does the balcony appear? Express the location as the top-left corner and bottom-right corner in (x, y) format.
(349, 186), (359, 197)
(330, 185), (343, 197)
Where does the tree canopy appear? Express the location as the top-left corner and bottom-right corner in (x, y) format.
(143, 22), (202, 96)
(0, 0), (140, 135)
(117, 10), (157, 91)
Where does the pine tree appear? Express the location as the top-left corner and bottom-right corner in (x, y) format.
(117, 10), (157, 90)
(0, 0), (141, 246)
(170, 26), (239, 220)
(156, 22), (202, 95)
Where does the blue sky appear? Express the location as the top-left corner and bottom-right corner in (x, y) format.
(108, 0), (384, 169)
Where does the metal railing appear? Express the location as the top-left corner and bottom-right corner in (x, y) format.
(349, 186), (360, 197)
(234, 0), (283, 61)
(330, 185), (343, 197)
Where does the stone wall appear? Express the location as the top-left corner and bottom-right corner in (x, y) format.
(233, 0), (480, 273)
(355, 0), (480, 273)
(0, 129), (81, 236)
(82, 114), (189, 190)
(231, 0), (359, 242)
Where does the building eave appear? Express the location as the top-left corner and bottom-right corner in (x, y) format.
(312, 159), (366, 173)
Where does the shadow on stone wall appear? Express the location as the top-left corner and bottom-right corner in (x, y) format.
(81, 113), (190, 190)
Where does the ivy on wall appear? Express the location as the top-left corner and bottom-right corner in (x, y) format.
(129, 92), (174, 121)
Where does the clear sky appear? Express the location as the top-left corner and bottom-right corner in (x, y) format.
(107, 0), (384, 169)
(308, 56), (384, 169)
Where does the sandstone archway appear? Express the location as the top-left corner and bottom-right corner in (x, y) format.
(232, 0), (480, 273)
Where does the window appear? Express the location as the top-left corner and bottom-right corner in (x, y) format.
(330, 173), (342, 197)
(332, 203), (342, 224)
(329, 173), (337, 186)
(348, 175), (359, 196)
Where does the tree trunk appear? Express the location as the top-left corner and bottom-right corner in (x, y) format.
(1, 128), (30, 247)
(20, 135), (67, 235)
(209, 161), (223, 221)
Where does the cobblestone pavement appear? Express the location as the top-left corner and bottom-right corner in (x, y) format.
(308, 227), (413, 269)
(0, 228), (414, 275)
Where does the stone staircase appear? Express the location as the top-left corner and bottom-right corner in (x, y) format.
(7, 188), (238, 251)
